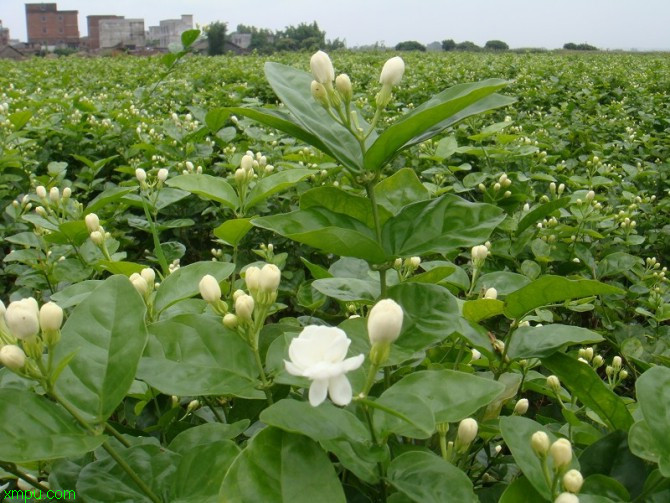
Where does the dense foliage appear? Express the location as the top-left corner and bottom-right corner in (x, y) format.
(0, 44), (669, 502)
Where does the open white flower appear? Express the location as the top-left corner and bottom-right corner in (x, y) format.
(285, 325), (364, 407)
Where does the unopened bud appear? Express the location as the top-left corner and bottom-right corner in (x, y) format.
(555, 492), (579, 503)
(135, 168), (147, 183)
(0, 345), (26, 371)
(36, 185), (47, 199)
(550, 438), (572, 469)
(562, 469), (583, 493)
(457, 418), (478, 447)
(547, 375), (561, 393)
(484, 287), (498, 300)
(235, 294), (255, 320)
(199, 275), (221, 303)
(49, 187), (59, 202)
(259, 264), (281, 294)
(514, 398), (529, 415)
(335, 74), (352, 102)
(244, 266), (261, 291)
(223, 313), (238, 329)
(531, 431), (550, 457)
(157, 168), (168, 182)
(39, 301), (63, 332)
(85, 213), (100, 232)
(311, 81), (329, 108)
(367, 298), (404, 345)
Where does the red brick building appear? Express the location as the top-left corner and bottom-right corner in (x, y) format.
(0, 20), (10, 46)
(26, 3), (79, 47)
(86, 15), (122, 50)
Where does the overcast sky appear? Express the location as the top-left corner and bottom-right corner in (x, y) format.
(2, 0), (669, 50)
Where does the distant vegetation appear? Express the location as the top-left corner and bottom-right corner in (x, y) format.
(563, 42), (599, 51)
(395, 40), (426, 51)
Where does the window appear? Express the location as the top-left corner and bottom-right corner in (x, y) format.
(42, 27), (47, 34)
(41, 16), (47, 22)
(58, 15), (63, 21)
(59, 27), (64, 34)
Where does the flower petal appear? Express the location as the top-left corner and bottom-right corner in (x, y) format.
(284, 360), (304, 376)
(323, 332), (351, 363)
(328, 374), (353, 406)
(341, 354), (365, 372)
(308, 378), (328, 407)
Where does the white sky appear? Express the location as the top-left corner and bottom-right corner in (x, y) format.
(1, 0), (669, 50)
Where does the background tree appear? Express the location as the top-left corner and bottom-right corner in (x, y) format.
(275, 21), (325, 51)
(455, 41), (481, 51)
(395, 40), (426, 51)
(441, 39), (456, 51)
(206, 21), (227, 55)
(485, 40), (509, 51)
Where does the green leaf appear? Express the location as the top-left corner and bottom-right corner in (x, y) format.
(169, 421), (250, 455)
(86, 187), (136, 213)
(499, 476), (545, 503)
(252, 207), (387, 263)
(153, 261), (234, 315)
(387, 451), (477, 503)
(462, 299), (504, 322)
(260, 399), (369, 442)
(213, 218), (253, 247)
(476, 271), (530, 295)
(172, 440), (240, 503)
(364, 79), (511, 171)
(381, 194), (504, 257)
(9, 110), (32, 130)
(504, 275), (624, 319)
(166, 174), (238, 210)
(635, 366), (670, 477)
(597, 252), (644, 279)
(245, 168), (313, 209)
(373, 168), (430, 215)
(0, 389), (104, 463)
(542, 352), (634, 431)
(517, 197), (571, 233)
(138, 314), (261, 398)
(300, 186), (392, 228)
(582, 475), (631, 502)
(500, 416), (580, 500)
(312, 277), (379, 302)
(507, 324), (605, 359)
(264, 62), (363, 173)
(181, 29), (200, 48)
(406, 265), (455, 284)
(97, 260), (144, 276)
(78, 444), (178, 502)
(225, 106), (333, 157)
(220, 426), (346, 503)
(53, 276), (148, 423)
(50, 280), (103, 308)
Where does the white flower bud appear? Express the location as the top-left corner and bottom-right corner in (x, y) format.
(90, 230), (104, 245)
(493, 182), (501, 192)
(619, 369), (628, 380)
(457, 418), (478, 446)
(558, 183), (565, 195)
(223, 313), (238, 329)
(523, 203), (530, 211)
(234, 168), (246, 184)
(471, 245), (489, 262)
(62, 187), (71, 199)
(531, 431), (550, 457)
(584, 347), (594, 361)
(140, 268), (156, 285)
(235, 294), (255, 320)
(514, 398), (529, 415)
(586, 190), (595, 202)
(199, 275), (221, 303)
(311, 80), (329, 107)
(39, 302), (63, 332)
(5, 299), (40, 340)
(36, 206), (47, 216)
(550, 438), (572, 469)
(484, 287), (498, 300)
(612, 355), (622, 371)
(131, 276), (149, 296)
(49, 187), (60, 202)
(85, 213), (100, 232)
(36, 185), (47, 199)
(547, 375), (561, 393)
(157, 168), (168, 182)
(135, 168), (147, 183)
(241, 154), (254, 173)
(264, 165), (274, 174)
(259, 264), (281, 294)
(592, 355), (604, 368)
(409, 256), (421, 268)
(562, 469), (583, 493)
(549, 182), (557, 193)
(232, 289), (245, 301)
(471, 348), (481, 361)
(367, 299), (404, 344)
(335, 74), (353, 102)
(379, 56), (405, 87)
(555, 493), (579, 503)
(0, 345), (26, 371)
(244, 266), (261, 291)
(310, 50), (335, 84)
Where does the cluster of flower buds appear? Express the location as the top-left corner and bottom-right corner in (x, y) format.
(135, 167), (169, 189)
(531, 432), (583, 501)
(243, 263), (281, 307)
(181, 160), (204, 176)
(478, 173), (512, 199)
(392, 256), (421, 278)
(548, 182), (566, 199)
(168, 259), (181, 274)
(33, 184), (73, 217)
(309, 51), (356, 110)
(605, 355), (628, 387)
(234, 151), (270, 186)
(0, 102), (9, 114)
(130, 268), (157, 298)
(576, 346), (604, 370)
(471, 244), (490, 268)
(0, 297), (64, 375)
(85, 212), (112, 249)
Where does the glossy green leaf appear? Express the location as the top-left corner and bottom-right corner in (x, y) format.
(245, 168), (313, 209)
(635, 366), (670, 477)
(78, 444), (178, 502)
(172, 440), (240, 503)
(499, 475), (545, 503)
(373, 168), (430, 215)
(213, 218), (253, 247)
(252, 207), (387, 263)
(462, 299), (504, 322)
(387, 451), (477, 503)
(166, 174), (238, 210)
(364, 79), (510, 171)
(137, 314), (261, 398)
(153, 261), (234, 315)
(542, 352), (634, 431)
(220, 426), (346, 503)
(260, 399), (369, 442)
(582, 475), (631, 502)
(312, 277), (379, 302)
(0, 389), (105, 463)
(300, 186), (392, 228)
(53, 276), (148, 423)
(169, 421), (250, 455)
(319, 438), (384, 485)
(50, 280), (103, 308)
(264, 62), (363, 173)
(517, 197), (571, 233)
(9, 110), (32, 130)
(504, 275), (624, 319)
(508, 324), (605, 359)
(372, 393), (435, 439)
(97, 260), (144, 276)
(205, 107), (229, 132)
(406, 265), (455, 284)
(500, 416), (580, 500)
(180, 29), (200, 48)
(381, 194), (505, 257)
(475, 271), (530, 295)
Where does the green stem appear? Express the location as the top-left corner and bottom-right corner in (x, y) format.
(438, 431), (448, 461)
(140, 194), (169, 276)
(202, 396), (226, 423)
(361, 405), (387, 502)
(361, 362), (380, 398)
(540, 458), (554, 496)
(365, 183), (387, 298)
(104, 422), (132, 448)
(0, 462), (50, 492)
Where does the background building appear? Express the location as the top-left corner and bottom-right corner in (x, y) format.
(99, 18), (145, 49)
(147, 15), (192, 48)
(0, 20), (10, 46)
(87, 15), (123, 50)
(25, 3), (79, 47)
(229, 32), (251, 49)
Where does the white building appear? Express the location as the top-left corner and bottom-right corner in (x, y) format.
(148, 15), (192, 49)
(230, 33), (251, 49)
(99, 18), (145, 48)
